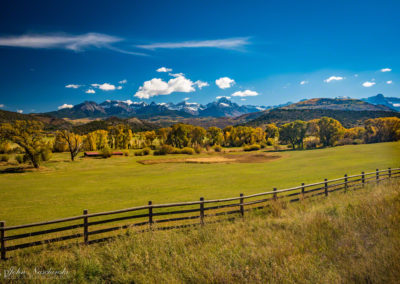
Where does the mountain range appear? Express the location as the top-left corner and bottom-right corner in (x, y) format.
(1, 94), (399, 131)
(45, 97), (269, 120)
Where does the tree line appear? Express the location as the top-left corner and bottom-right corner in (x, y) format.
(1, 116), (399, 168)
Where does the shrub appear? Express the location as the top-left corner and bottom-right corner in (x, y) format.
(266, 138), (275, 146)
(260, 142), (267, 149)
(243, 144), (261, 151)
(304, 138), (320, 149)
(213, 145), (222, 152)
(135, 148), (151, 156)
(180, 147), (195, 155)
(40, 148), (53, 162)
(353, 139), (363, 145)
(100, 147), (112, 158)
(15, 154), (23, 164)
(194, 145), (202, 154)
(122, 150), (129, 156)
(0, 154), (9, 162)
(159, 145), (175, 155)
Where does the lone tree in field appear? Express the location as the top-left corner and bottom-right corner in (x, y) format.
(317, 117), (344, 147)
(56, 130), (83, 161)
(0, 120), (46, 168)
(279, 120), (307, 149)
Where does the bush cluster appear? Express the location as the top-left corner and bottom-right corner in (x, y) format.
(135, 148), (151, 156)
(243, 144), (261, 151)
(100, 147), (113, 158)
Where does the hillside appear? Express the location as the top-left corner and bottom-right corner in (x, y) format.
(6, 180), (400, 282)
(282, 97), (394, 111)
(246, 108), (400, 127)
(0, 109), (71, 130)
(72, 116), (160, 134)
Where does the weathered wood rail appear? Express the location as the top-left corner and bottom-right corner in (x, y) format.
(1, 167), (399, 260)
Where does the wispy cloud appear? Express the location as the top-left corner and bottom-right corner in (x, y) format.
(137, 37), (250, 50)
(118, 79), (127, 84)
(0, 33), (147, 56)
(324, 76), (344, 83)
(157, 67), (172, 72)
(387, 80), (393, 84)
(300, 80), (308, 85)
(0, 104), (4, 108)
(85, 89), (95, 94)
(65, 84), (81, 89)
(381, 68), (392, 72)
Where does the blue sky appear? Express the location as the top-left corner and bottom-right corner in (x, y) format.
(0, 0), (399, 113)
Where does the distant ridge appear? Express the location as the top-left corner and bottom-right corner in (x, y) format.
(281, 98), (394, 112)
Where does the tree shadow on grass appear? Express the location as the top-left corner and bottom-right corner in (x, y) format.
(0, 166), (30, 174)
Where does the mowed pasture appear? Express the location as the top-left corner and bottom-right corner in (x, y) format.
(0, 142), (399, 226)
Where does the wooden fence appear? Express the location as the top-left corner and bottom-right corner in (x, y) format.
(1, 167), (399, 260)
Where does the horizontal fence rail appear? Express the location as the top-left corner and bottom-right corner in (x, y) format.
(1, 167), (399, 260)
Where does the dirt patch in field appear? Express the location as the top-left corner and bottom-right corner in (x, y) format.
(137, 152), (281, 165)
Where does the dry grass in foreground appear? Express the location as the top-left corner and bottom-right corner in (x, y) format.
(2, 180), (400, 283)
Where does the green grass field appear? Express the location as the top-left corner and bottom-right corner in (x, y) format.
(1, 142), (399, 226)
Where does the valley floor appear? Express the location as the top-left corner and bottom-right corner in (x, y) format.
(0, 142), (399, 225)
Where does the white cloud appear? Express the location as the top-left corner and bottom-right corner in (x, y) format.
(324, 76), (344, 83)
(231, 90), (259, 97)
(0, 33), (146, 55)
(183, 97), (190, 101)
(194, 80), (209, 89)
(0, 104), (4, 108)
(118, 79), (127, 84)
(17, 110), (23, 113)
(91, 83), (116, 91)
(362, 81), (376, 87)
(134, 74), (197, 99)
(300, 80), (308, 85)
(387, 80), (393, 84)
(58, 104), (74, 110)
(137, 37), (250, 50)
(85, 89), (95, 94)
(216, 96), (231, 100)
(157, 67), (172, 72)
(65, 84), (81, 89)
(117, 86), (123, 90)
(381, 68), (392, 72)
(215, 77), (235, 89)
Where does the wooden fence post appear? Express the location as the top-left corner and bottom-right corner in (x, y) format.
(200, 197), (204, 225)
(389, 168), (391, 178)
(324, 179), (328, 197)
(344, 174), (348, 192)
(362, 172), (365, 186)
(83, 209), (88, 244)
(0, 221), (5, 260)
(301, 183), (305, 199)
(376, 169), (379, 183)
(148, 201), (153, 229)
(240, 193), (244, 217)
(273, 188), (277, 201)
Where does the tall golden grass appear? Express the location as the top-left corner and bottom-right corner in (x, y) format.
(3, 180), (400, 283)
